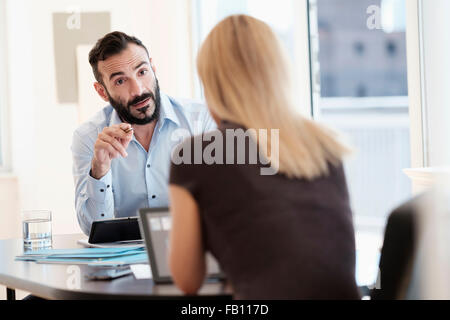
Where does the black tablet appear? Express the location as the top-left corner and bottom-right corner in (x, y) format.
(88, 217), (142, 244)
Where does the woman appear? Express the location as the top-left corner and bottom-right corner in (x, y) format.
(168, 14), (360, 299)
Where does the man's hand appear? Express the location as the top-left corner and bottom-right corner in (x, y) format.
(91, 123), (134, 180)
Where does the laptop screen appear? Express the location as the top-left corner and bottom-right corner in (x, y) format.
(146, 210), (172, 277)
(138, 208), (223, 283)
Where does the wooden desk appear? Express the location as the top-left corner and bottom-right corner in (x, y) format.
(0, 234), (231, 300)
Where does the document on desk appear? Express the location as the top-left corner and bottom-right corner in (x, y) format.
(15, 247), (148, 266)
(130, 264), (152, 279)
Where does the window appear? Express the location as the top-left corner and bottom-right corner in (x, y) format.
(193, 0), (295, 48)
(192, 0), (298, 99)
(309, 0), (411, 231)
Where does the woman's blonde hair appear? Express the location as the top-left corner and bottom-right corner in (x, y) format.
(197, 14), (350, 180)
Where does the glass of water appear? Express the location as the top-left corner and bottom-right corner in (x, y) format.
(22, 210), (52, 249)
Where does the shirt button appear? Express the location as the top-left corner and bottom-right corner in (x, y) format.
(152, 195), (156, 199)
(147, 164), (151, 168)
(100, 189), (105, 192)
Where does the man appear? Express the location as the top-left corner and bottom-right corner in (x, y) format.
(72, 31), (215, 235)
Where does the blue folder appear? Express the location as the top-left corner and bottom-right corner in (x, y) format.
(15, 246), (148, 266)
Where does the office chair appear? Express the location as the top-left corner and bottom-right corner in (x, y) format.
(370, 194), (424, 300)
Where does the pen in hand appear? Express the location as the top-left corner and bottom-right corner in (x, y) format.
(92, 124), (134, 179)
(123, 127), (134, 134)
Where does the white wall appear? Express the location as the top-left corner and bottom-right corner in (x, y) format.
(0, 176), (20, 239)
(420, 0), (450, 166)
(2, 0), (194, 237)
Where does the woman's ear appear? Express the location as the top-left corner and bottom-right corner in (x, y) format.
(94, 82), (109, 102)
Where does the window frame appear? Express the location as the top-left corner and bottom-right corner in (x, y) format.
(406, 0), (450, 168)
(405, 0), (426, 169)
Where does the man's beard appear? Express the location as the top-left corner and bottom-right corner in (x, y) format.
(106, 79), (161, 125)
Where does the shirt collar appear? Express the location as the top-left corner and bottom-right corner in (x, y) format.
(157, 93), (181, 130)
(108, 92), (181, 131)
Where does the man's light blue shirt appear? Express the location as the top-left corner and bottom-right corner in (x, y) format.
(71, 93), (216, 235)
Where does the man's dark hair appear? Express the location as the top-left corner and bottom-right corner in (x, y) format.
(89, 31), (149, 84)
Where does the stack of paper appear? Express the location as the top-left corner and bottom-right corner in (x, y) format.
(16, 247), (148, 266)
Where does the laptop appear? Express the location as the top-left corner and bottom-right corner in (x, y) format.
(138, 207), (224, 284)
